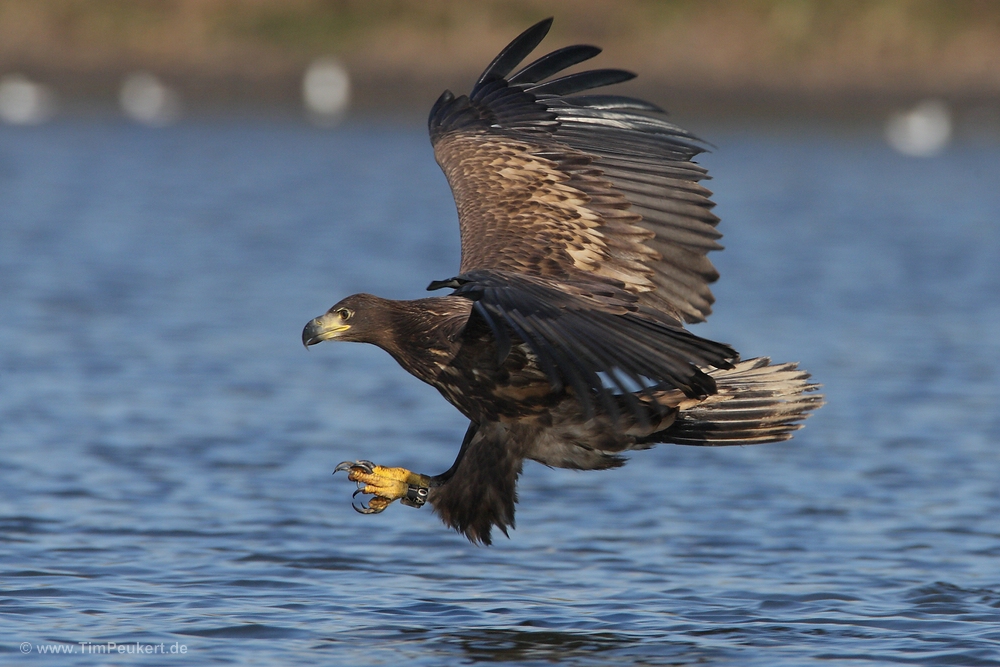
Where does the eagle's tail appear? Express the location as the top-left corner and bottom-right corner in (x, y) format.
(654, 357), (824, 446)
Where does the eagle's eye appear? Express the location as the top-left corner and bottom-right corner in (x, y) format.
(338, 308), (352, 321)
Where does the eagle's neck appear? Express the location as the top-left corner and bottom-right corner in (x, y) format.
(373, 297), (471, 385)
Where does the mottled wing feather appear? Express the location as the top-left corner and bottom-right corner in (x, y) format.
(436, 133), (659, 292)
(429, 19), (722, 323)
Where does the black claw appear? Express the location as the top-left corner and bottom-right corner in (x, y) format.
(353, 502), (378, 515)
(351, 488), (369, 512)
(351, 488), (385, 514)
(334, 459), (375, 475)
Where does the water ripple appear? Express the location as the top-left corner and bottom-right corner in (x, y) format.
(0, 119), (998, 665)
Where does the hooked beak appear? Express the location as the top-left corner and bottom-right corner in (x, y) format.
(302, 313), (350, 347)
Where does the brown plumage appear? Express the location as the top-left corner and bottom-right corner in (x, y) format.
(303, 18), (823, 544)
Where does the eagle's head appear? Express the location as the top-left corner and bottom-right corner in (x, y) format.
(302, 293), (389, 347)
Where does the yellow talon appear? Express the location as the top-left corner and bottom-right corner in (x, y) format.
(334, 460), (431, 514)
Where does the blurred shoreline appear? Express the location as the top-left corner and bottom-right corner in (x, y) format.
(1, 0), (1000, 120)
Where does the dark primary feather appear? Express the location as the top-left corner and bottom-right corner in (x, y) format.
(524, 69), (636, 96)
(475, 17), (554, 87)
(507, 45), (602, 85)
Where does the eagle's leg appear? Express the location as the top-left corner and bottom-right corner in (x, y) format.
(334, 460), (431, 514)
(332, 424), (477, 515)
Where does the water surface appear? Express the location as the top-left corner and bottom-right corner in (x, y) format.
(1, 117), (998, 665)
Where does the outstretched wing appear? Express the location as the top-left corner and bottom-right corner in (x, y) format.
(429, 18), (722, 324)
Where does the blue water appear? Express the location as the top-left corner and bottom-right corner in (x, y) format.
(1, 116), (999, 665)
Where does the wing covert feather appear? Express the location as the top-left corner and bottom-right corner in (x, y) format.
(450, 270), (737, 421)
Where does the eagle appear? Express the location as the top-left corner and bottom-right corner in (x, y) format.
(303, 18), (823, 544)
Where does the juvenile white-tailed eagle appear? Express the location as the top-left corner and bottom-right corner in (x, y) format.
(303, 18), (823, 544)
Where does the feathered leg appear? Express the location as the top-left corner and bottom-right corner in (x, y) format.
(427, 421), (523, 545)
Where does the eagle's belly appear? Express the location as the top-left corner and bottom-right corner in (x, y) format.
(518, 394), (678, 470)
(423, 334), (681, 470)
(434, 352), (680, 471)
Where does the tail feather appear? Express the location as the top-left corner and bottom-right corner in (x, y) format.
(659, 357), (823, 446)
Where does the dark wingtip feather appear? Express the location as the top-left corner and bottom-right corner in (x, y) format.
(526, 69), (636, 97)
(508, 44), (602, 85)
(475, 17), (553, 88)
